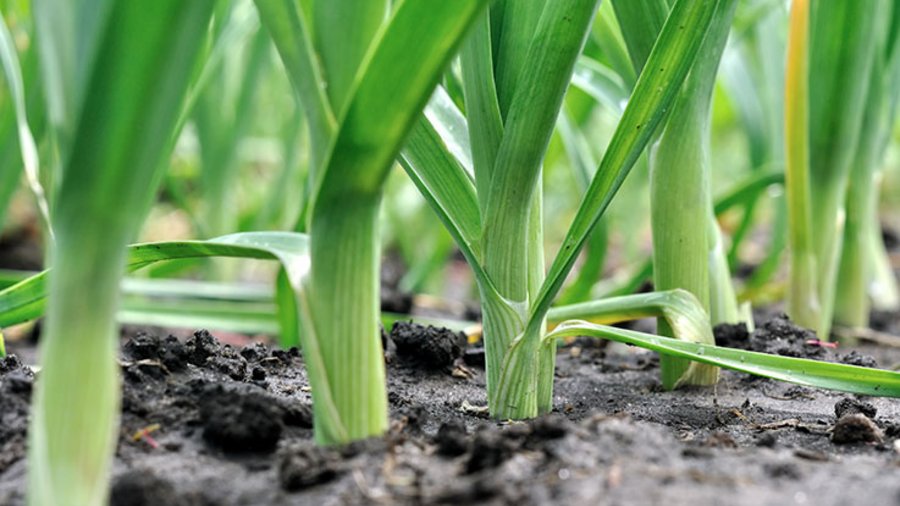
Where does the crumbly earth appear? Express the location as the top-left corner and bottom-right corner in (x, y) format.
(2, 318), (900, 506)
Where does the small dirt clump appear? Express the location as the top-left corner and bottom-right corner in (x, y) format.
(390, 321), (466, 369)
(110, 471), (186, 506)
(713, 322), (750, 349)
(839, 350), (878, 368)
(749, 314), (824, 359)
(278, 444), (341, 491)
(834, 397), (877, 419)
(199, 384), (285, 453)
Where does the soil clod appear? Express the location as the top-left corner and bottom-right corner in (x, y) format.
(749, 314), (825, 359)
(278, 444), (340, 492)
(839, 350), (878, 368)
(465, 428), (516, 474)
(199, 384), (284, 453)
(434, 420), (468, 456)
(390, 321), (466, 369)
(110, 470), (186, 506)
(834, 397), (877, 419)
(713, 322), (750, 349)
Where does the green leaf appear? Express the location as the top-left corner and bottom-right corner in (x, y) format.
(399, 114), (485, 278)
(311, 0), (388, 113)
(254, 0), (336, 173)
(491, 0), (548, 119)
(0, 232), (307, 329)
(460, 10), (504, 203)
(610, 0), (669, 74)
(548, 321), (900, 397)
(571, 55), (629, 114)
(310, 0), (489, 208)
(0, 15), (51, 236)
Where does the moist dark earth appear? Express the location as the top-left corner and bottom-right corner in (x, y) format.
(2, 316), (900, 506)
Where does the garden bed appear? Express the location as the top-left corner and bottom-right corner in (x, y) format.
(2, 316), (899, 506)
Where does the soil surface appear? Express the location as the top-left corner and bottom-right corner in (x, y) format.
(2, 317), (900, 506)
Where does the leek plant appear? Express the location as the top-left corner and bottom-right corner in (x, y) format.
(612, 0), (742, 388)
(402, 0), (737, 418)
(786, 0), (898, 338)
(25, 1), (214, 504)
(256, 0), (490, 443)
(834, 3), (900, 328)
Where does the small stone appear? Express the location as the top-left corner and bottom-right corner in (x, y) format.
(831, 414), (883, 444)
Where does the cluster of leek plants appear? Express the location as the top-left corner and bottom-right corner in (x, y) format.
(1, 9), (900, 506)
(785, 0), (900, 339)
(397, 0), (900, 422)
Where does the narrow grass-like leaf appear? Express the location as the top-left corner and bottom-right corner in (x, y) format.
(423, 86), (474, 176)
(399, 117), (484, 278)
(491, 0), (547, 119)
(0, 232), (307, 329)
(591, 2), (636, 87)
(460, 11), (503, 203)
(571, 56), (628, 115)
(547, 322), (900, 397)
(548, 290), (718, 384)
(311, 0), (387, 113)
(0, 16), (51, 236)
(254, 0), (335, 174)
(610, 0), (669, 74)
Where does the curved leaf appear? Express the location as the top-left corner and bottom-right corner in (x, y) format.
(548, 321), (900, 397)
(0, 232), (309, 329)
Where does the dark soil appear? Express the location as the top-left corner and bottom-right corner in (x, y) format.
(0, 225), (43, 271)
(2, 319), (900, 505)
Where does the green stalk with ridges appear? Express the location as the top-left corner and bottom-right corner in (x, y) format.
(649, 0), (737, 387)
(297, 0), (490, 443)
(784, 0), (819, 333)
(480, 0), (600, 419)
